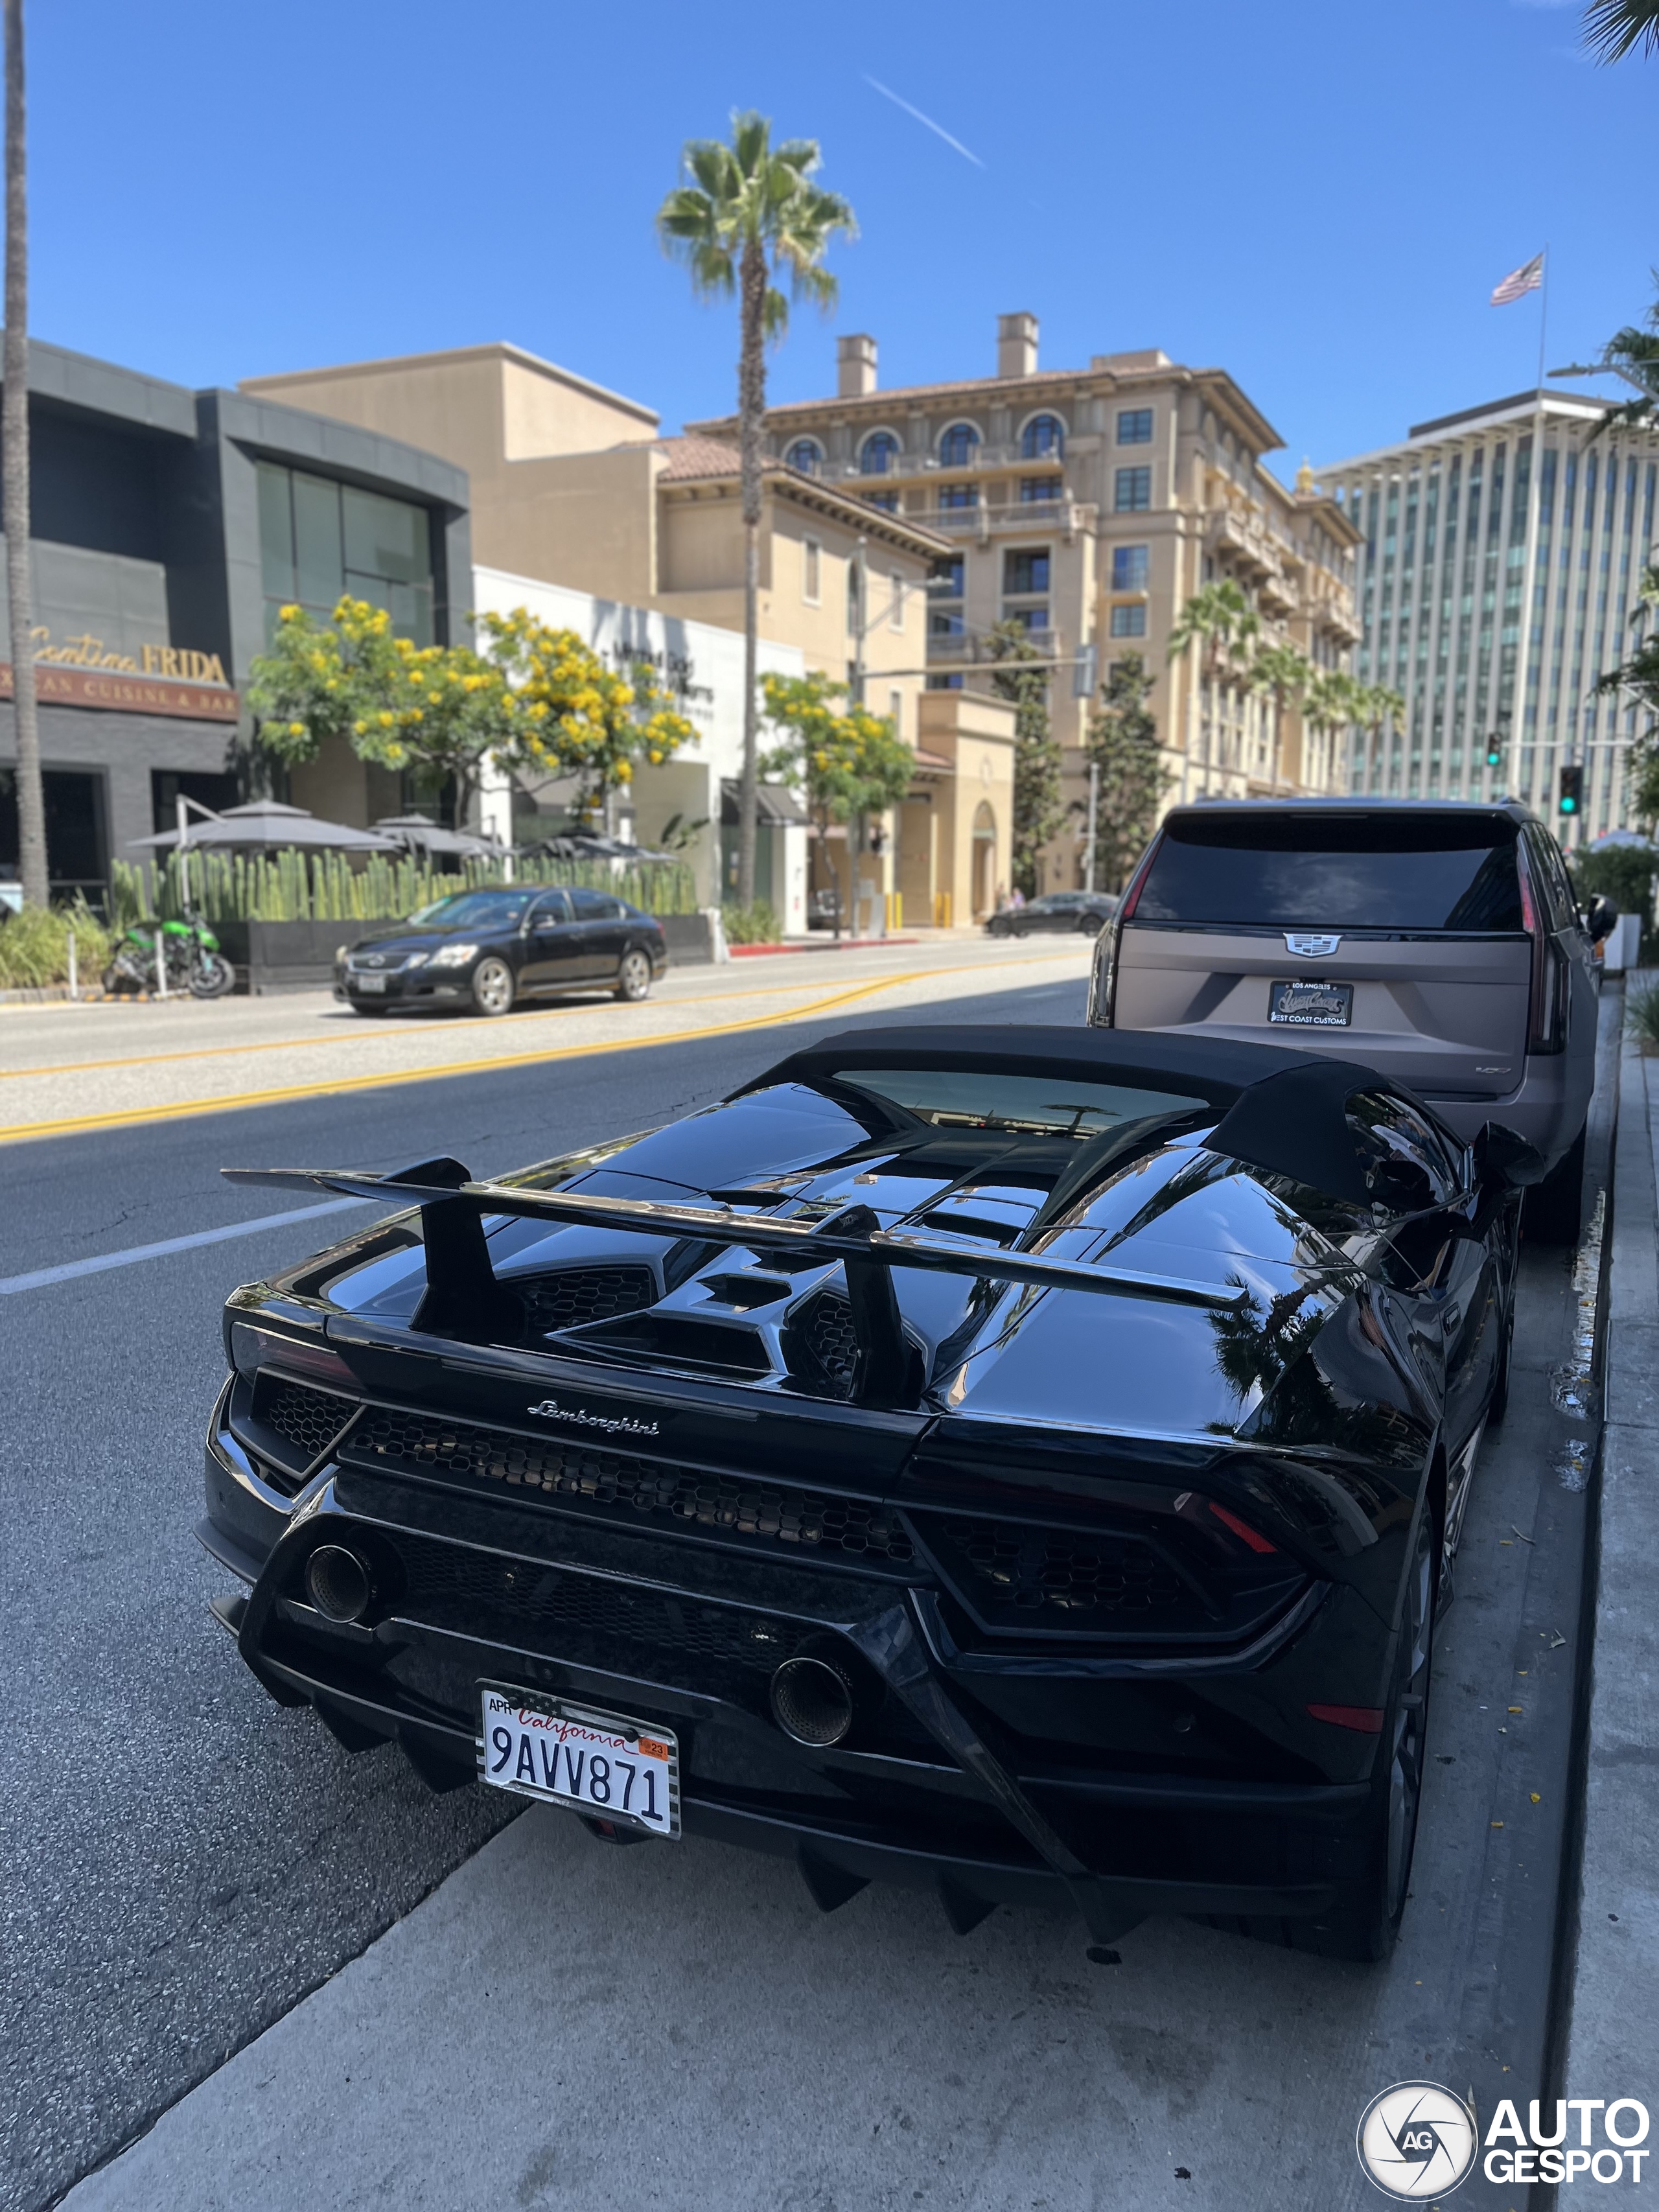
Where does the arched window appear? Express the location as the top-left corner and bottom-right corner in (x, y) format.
(785, 438), (822, 476)
(1021, 413), (1065, 460)
(938, 422), (980, 468)
(860, 431), (899, 476)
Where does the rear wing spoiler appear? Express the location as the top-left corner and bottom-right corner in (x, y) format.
(223, 1158), (1249, 1408)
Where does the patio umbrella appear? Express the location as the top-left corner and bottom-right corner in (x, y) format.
(372, 812), (510, 859)
(128, 801), (400, 852)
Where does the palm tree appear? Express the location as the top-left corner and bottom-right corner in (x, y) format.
(657, 113), (855, 909)
(1355, 683), (1406, 790)
(1584, 0), (1659, 62)
(1247, 641), (1311, 792)
(1168, 581), (1258, 781)
(1583, 296), (1659, 441)
(3, 0), (43, 907)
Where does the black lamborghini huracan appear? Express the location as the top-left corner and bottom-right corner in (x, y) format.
(200, 1026), (1540, 1961)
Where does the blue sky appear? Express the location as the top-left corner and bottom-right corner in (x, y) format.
(27, 0), (1655, 478)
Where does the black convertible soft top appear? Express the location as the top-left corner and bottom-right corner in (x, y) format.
(756, 1025), (1433, 1208)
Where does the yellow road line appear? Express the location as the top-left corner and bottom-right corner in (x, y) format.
(0, 946), (1083, 1084)
(0, 976), (852, 1082)
(0, 969), (933, 1147)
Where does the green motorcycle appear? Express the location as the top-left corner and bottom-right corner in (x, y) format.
(104, 910), (235, 998)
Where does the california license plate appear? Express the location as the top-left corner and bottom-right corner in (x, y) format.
(478, 1685), (680, 1837)
(1268, 978), (1353, 1028)
(354, 972), (386, 994)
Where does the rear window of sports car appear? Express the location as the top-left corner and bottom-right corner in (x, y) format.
(1133, 813), (1524, 932)
(831, 1069), (1204, 1139)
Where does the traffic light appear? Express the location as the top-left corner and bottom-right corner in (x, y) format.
(1485, 738), (1504, 770)
(1558, 763), (1584, 819)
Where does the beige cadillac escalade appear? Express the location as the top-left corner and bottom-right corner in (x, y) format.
(1087, 798), (1609, 1242)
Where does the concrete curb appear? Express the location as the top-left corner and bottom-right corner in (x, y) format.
(1557, 984), (1659, 2206)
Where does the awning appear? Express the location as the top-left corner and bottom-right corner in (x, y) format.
(720, 779), (809, 828)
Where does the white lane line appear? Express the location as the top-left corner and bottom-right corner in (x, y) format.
(0, 1196), (373, 1295)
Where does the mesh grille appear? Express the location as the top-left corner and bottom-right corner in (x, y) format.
(343, 1406), (914, 1569)
(250, 1375), (357, 1474)
(394, 1535), (809, 1673)
(783, 1290), (860, 1398)
(513, 1264), (656, 1334)
(916, 1515), (1196, 1630)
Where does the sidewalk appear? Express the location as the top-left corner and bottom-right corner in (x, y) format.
(1559, 988), (1659, 2206)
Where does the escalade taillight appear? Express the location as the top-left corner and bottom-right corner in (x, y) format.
(1518, 854), (1567, 1054)
(1087, 835), (1161, 1029)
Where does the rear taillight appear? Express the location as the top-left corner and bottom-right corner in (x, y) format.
(1518, 854), (1567, 1054)
(1089, 836), (1162, 1028)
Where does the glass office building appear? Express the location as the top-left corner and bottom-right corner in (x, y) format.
(1322, 390), (1659, 844)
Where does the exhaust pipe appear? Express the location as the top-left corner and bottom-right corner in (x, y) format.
(305, 1543), (373, 1625)
(770, 1652), (858, 1747)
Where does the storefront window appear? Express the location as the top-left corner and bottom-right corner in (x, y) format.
(258, 463), (435, 646)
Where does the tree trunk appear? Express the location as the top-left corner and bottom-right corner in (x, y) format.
(3, 0), (41, 908)
(736, 233), (767, 913)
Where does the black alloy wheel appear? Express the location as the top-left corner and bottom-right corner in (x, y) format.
(1076, 912), (1101, 934)
(1487, 1296), (1516, 1426)
(614, 948), (653, 1003)
(1318, 1506), (1437, 1962)
(470, 956), (516, 1018)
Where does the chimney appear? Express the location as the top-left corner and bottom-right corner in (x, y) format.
(837, 333), (877, 398)
(997, 312), (1039, 379)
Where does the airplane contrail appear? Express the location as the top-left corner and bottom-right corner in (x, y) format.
(863, 76), (985, 169)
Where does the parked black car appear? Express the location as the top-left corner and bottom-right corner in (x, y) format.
(203, 1025), (1536, 1961)
(335, 887), (668, 1018)
(987, 890), (1119, 938)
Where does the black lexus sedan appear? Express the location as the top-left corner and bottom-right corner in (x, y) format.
(336, 886), (669, 1018)
(986, 890), (1119, 938)
(202, 1026), (1537, 1962)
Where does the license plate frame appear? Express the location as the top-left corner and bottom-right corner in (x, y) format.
(477, 1684), (680, 1839)
(354, 972), (387, 994)
(1268, 978), (1354, 1029)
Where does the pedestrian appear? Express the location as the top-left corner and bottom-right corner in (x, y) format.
(1010, 885), (1025, 911)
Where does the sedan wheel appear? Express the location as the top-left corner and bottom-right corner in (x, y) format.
(614, 948), (653, 1003)
(470, 957), (515, 1018)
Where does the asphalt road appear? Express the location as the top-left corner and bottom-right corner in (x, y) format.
(1, 972), (1616, 2212)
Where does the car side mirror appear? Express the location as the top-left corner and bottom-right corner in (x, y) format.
(1475, 1123), (1549, 1189)
(1584, 894), (1618, 944)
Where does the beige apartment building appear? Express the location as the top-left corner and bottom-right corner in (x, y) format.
(691, 314), (1362, 888)
(241, 344), (1015, 924)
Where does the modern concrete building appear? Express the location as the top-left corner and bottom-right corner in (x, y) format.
(243, 345), (1018, 924)
(688, 314), (1360, 889)
(0, 339), (471, 898)
(1319, 390), (1659, 844)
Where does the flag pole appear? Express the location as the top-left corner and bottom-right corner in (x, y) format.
(1537, 244), (1550, 391)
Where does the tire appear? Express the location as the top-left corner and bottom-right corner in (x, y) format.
(1076, 914), (1102, 935)
(614, 948), (653, 1003)
(470, 957), (515, 1018)
(1487, 1297), (1516, 1426)
(1315, 1506), (1436, 1962)
(1524, 1125), (1586, 1247)
(189, 952), (236, 999)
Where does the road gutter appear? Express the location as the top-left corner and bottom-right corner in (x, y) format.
(1549, 994), (1659, 2209)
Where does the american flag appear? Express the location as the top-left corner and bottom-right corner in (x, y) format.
(1491, 253), (1544, 307)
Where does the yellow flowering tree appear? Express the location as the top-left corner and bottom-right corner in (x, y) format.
(478, 610), (695, 830)
(761, 671), (912, 936)
(249, 599), (695, 832)
(248, 599), (521, 822)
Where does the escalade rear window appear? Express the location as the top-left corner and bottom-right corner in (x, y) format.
(1133, 812), (1524, 932)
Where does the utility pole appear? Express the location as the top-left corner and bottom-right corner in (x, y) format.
(1084, 757), (1099, 894)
